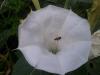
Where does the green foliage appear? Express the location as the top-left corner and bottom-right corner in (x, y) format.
(0, 0), (31, 47)
(0, 16), (19, 47)
(11, 53), (33, 75)
(0, 0), (32, 74)
(87, 57), (100, 75)
(39, 0), (65, 7)
(69, 0), (92, 18)
(0, 0), (30, 13)
(91, 18), (100, 33)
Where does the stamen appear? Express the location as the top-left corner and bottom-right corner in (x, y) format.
(48, 36), (61, 54)
(49, 47), (59, 54)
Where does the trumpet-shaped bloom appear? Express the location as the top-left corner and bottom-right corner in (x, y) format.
(92, 30), (100, 57)
(18, 5), (91, 75)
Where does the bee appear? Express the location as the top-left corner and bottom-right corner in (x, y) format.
(54, 36), (61, 41)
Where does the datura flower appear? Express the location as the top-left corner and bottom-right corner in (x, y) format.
(92, 30), (100, 57)
(18, 5), (91, 75)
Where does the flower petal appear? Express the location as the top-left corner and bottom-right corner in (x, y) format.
(92, 30), (100, 57)
(18, 5), (92, 75)
(18, 11), (42, 47)
(36, 54), (62, 74)
(57, 41), (91, 74)
(18, 5), (69, 48)
(18, 45), (42, 67)
(61, 10), (91, 42)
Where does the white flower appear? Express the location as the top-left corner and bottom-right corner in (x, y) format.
(92, 30), (100, 57)
(18, 5), (91, 75)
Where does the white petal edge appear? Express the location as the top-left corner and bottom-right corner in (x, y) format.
(18, 45), (42, 67)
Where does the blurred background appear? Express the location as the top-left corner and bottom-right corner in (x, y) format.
(0, 0), (100, 75)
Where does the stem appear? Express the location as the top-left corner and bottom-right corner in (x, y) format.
(64, 0), (70, 9)
(32, 0), (41, 10)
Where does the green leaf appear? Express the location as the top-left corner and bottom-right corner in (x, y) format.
(11, 55), (33, 75)
(66, 64), (88, 75)
(87, 57), (100, 75)
(47, 0), (58, 3)
(70, 0), (92, 18)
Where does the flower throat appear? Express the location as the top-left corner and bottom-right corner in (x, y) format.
(49, 36), (61, 54)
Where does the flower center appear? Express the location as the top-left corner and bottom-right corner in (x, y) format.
(49, 36), (61, 54)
